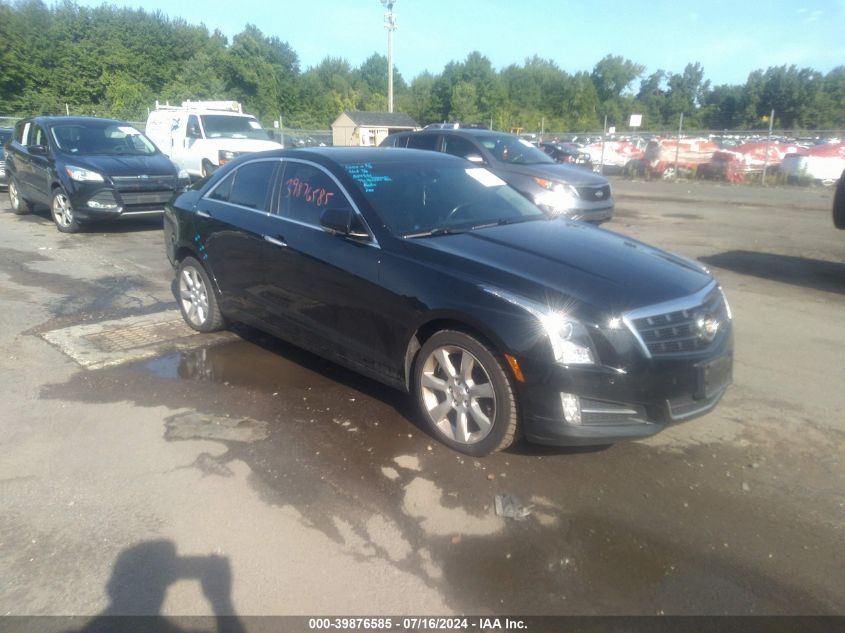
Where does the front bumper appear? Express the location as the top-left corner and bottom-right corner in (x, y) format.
(567, 203), (614, 224)
(517, 331), (733, 446)
(67, 185), (181, 221)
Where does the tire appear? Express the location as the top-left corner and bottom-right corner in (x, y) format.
(9, 178), (33, 215)
(833, 171), (845, 230)
(413, 329), (518, 456)
(176, 256), (226, 332)
(201, 160), (215, 179)
(51, 188), (82, 233)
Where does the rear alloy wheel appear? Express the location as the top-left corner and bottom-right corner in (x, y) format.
(176, 256), (225, 333)
(9, 178), (33, 215)
(51, 189), (81, 233)
(414, 330), (518, 456)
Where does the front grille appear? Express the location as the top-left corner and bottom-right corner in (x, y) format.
(112, 175), (178, 190)
(119, 191), (174, 206)
(0, 159), (5, 175)
(576, 183), (611, 202)
(630, 287), (729, 357)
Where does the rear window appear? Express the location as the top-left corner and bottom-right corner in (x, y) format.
(407, 135), (439, 151)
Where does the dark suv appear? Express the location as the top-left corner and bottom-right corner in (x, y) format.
(381, 129), (613, 223)
(0, 127), (12, 189)
(5, 116), (189, 232)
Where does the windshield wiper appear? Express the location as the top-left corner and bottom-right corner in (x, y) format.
(403, 226), (465, 239)
(469, 216), (546, 230)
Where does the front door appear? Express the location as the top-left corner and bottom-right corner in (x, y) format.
(261, 159), (401, 382)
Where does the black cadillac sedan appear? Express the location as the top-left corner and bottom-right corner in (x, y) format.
(165, 148), (732, 456)
(5, 116), (189, 232)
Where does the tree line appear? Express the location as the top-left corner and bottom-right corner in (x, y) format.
(2, 0), (844, 132)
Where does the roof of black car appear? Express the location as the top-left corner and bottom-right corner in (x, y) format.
(29, 115), (133, 127)
(397, 128), (511, 138)
(257, 147), (469, 165)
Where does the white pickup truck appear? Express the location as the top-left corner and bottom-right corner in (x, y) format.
(145, 101), (281, 178)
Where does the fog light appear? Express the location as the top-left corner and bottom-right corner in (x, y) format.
(560, 392), (582, 424)
(88, 199), (118, 209)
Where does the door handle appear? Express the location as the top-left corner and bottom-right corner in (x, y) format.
(195, 210), (211, 218)
(264, 235), (287, 247)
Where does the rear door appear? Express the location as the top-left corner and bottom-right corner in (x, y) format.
(194, 158), (281, 316)
(27, 124), (53, 204)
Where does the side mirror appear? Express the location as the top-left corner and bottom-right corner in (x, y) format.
(320, 207), (369, 239)
(28, 145), (49, 157)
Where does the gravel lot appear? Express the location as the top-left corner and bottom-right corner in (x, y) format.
(0, 177), (842, 620)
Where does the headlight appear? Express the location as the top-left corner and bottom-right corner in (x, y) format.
(538, 312), (596, 364)
(218, 150), (237, 163)
(65, 166), (104, 182)
(482, 286), (596, 365)
(178, 169), (190, 181)
(532, 177), (578, 214)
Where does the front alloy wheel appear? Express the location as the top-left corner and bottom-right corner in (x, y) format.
(414, 330), (518, 456)
(51, 190), (81, 233)
(176, 257), (225, 333)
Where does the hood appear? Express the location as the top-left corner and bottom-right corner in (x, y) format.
(404, 219), (712, 321)
(199, 139), (282, 152)
(498, 161), (609, 186)
(68, 153), (178, 177)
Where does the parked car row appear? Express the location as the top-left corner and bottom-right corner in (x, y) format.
(3, 113), (732, 456)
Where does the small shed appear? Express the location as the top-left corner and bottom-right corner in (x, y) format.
(331, 111), (419, 147)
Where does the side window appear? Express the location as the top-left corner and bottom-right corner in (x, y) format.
(407, 134), (438, 151)
(228, 161), (277, 209)
(208, 172), (234, 202)
(383, 135), (408, 148)
(207, 161), (276, 209)
(279, 162), (349, 227)
(29, 125), (48, 148)
(442, 135), (480, 159)
(186, 115), (202, 139)
(15, 121), (29, 144)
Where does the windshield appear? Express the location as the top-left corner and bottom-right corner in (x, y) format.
(50, 123), (158, 156)
(200, 115), (270, 140)
(341, 159), (545, 237)
(475, 133), (555, 165)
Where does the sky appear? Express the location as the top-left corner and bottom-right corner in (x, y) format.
(73, 0), (845, 87)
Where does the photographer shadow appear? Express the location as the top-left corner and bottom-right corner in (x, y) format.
(70, 540), (245, 633)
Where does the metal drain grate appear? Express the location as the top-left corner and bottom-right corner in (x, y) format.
(41, 310), (235, 369)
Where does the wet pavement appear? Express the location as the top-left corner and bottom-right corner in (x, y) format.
(1, 182), (844, 617)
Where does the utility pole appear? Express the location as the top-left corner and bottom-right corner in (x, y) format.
(381, 1), (397, 113)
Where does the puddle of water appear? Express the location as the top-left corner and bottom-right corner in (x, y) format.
(141, 341), (348, 392)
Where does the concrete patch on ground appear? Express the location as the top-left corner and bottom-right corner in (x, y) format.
(40, 310), (235, 370)
(165, 411), (270, 444)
